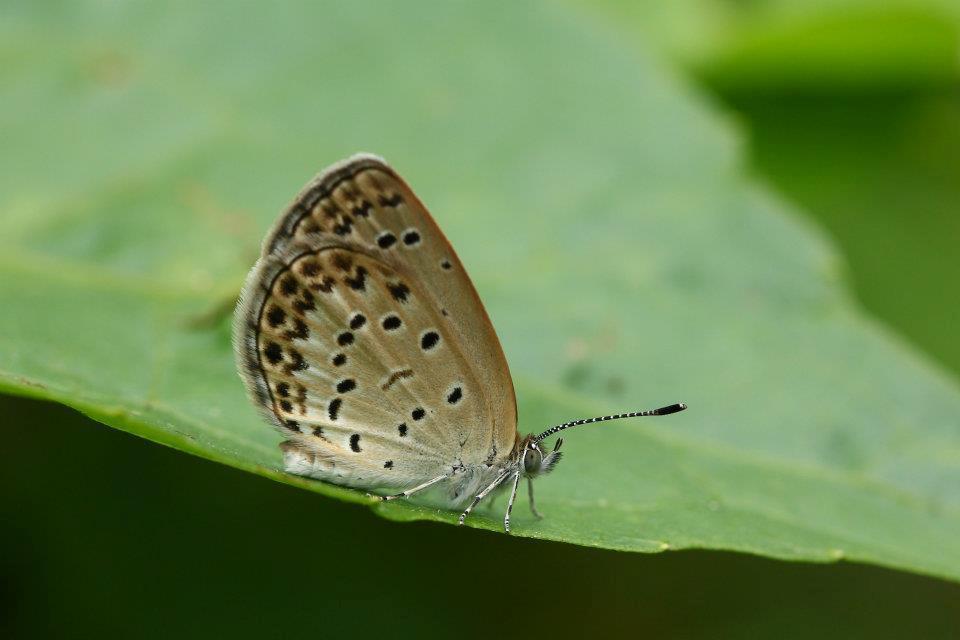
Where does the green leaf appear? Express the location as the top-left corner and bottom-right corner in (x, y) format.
(723, 91), (960, 377)
(582, 0), (960, 93)
(2, 1), (959, 580)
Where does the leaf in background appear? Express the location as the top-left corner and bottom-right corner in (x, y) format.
(583, 0), (960, 92)
(578, 2), (960, 386)
(1, 1), (959, 580)
(721, 91), (960, 376)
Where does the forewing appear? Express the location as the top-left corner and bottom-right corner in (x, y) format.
(234, 154), (518, 486)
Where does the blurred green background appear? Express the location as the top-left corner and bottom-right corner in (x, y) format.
(3, 1), (960, 637)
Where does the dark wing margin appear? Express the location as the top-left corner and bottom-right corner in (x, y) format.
(262, 153), (390, 257)
(234, 249), (288, 430)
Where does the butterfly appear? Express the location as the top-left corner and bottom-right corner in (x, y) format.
(233, 154), (686, 532)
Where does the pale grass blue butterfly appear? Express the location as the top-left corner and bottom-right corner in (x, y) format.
(234, 154), (686, 532)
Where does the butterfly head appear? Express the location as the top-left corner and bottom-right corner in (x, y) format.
(519, 434), (563, 478)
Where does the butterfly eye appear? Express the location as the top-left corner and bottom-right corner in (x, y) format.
(523, 447), (543, 474)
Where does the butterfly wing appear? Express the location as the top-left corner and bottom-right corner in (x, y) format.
(234, 154), (518, 490)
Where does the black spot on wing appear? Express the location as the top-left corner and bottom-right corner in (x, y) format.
(388, 282), (410, 303)
(293, 291), (316, 314)
(279, 275), (298, 296)
(328, 398), (342, 421)
(377, 232), (397, 249)
(285, 318), (309, 341)
(350, 434), (361, 452)
(332, 253), (353, 272)
(337, 331), (355, 346)
(349, 313), (367, 330)
(286, 349), (308, 372)
(447, 386), (463, 405)
(352, 200), (372, 217)
(336, 378), (356, 393)
(266, 306), (286, 328)
(314, 275), (335, 293)
(382, 315), (402, 331)
(295, 385), (307, 414)
(300, 260), (321, 277)
(378, 193), (403, 208)
(420, 331), (440, 351)
(345, 266), (367, 291)
(333, 218), (353, 236)
(264, 342), (283, 365)
(321, 202), (339, 219)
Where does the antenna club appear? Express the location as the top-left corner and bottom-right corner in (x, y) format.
(656, 402), (687, 415)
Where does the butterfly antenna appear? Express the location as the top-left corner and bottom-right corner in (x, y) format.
(534, 403), (687, 443)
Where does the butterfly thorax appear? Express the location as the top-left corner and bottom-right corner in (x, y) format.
(432, 432), (564, 507)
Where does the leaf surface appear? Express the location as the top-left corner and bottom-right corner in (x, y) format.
(1, 1), (958, 580)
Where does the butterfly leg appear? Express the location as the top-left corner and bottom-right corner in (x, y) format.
(502, 471), (522, 533)
(458, 470), (510, 526)
(527, 477), (543, 519)
(374, 473), (449, 501)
